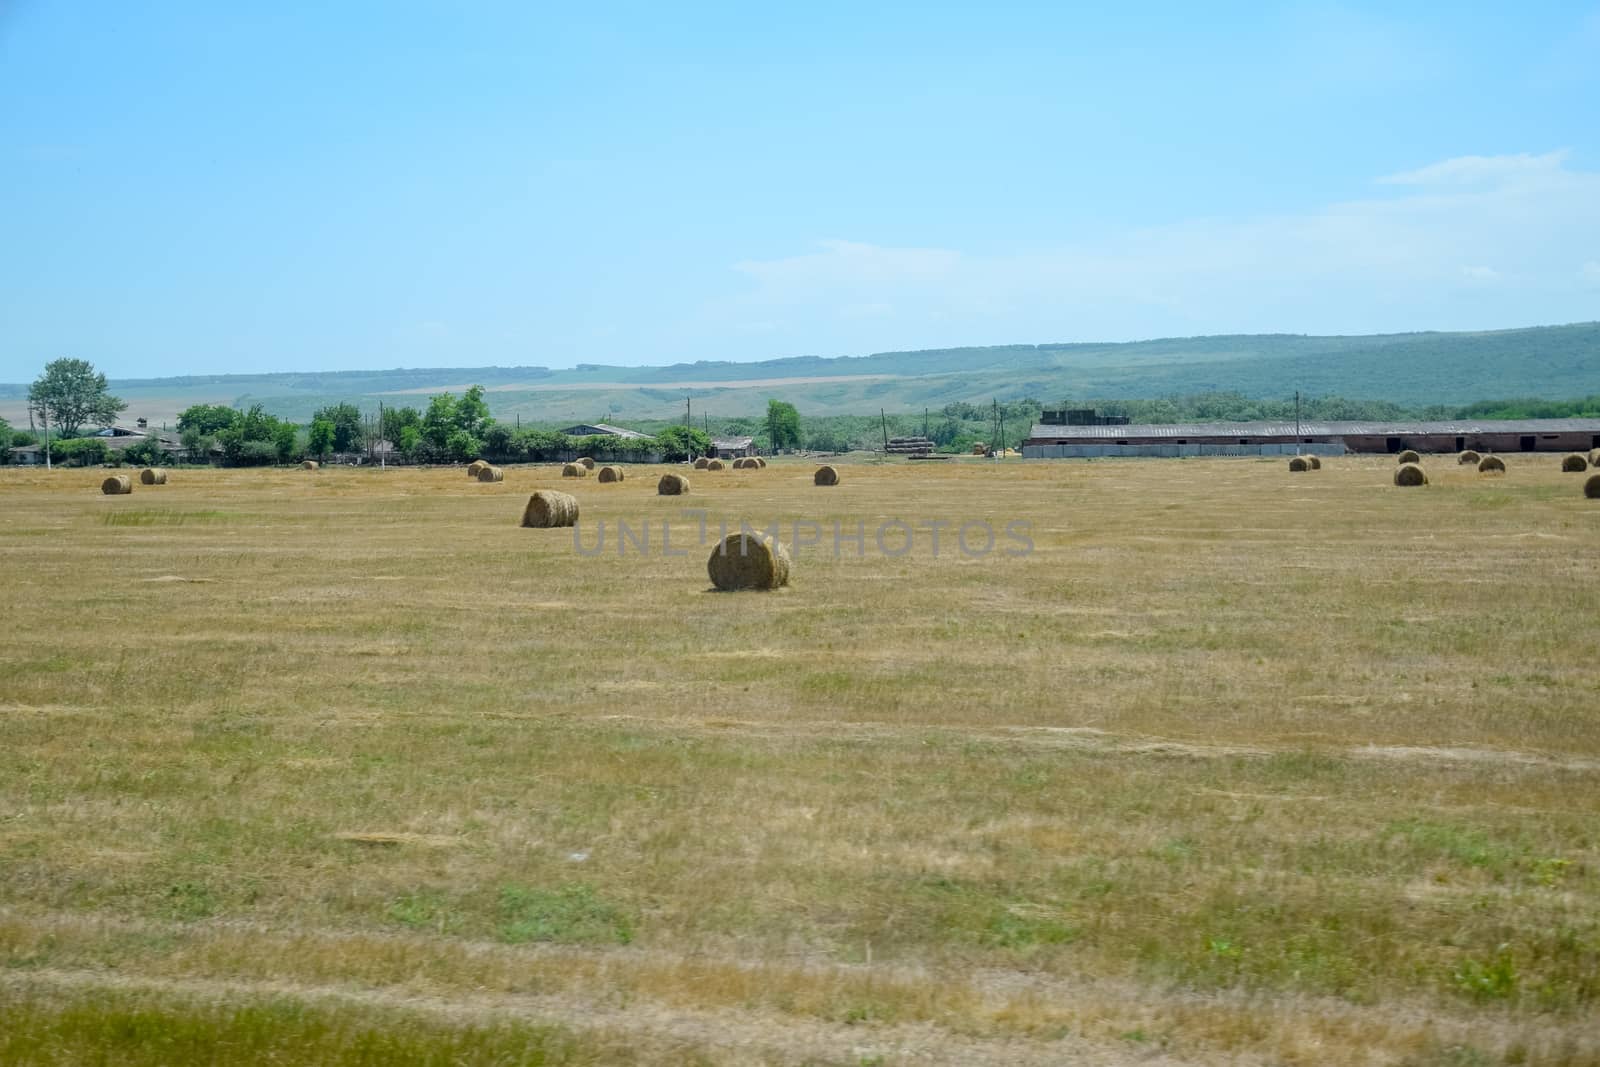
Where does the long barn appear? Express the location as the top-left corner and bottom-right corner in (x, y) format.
(1023, 417), (1600, 458)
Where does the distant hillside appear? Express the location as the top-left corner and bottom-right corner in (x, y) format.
(3, 322), (1597, 427)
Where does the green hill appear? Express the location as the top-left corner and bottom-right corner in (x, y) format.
(4, 322), (1597, 428)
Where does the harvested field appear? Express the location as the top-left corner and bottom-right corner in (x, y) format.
(2, 455), (1598, 1066)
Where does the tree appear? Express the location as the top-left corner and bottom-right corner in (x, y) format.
(273, 422), (301, 462)
(445, 429), (482, 461)
(176, 404), (240, 436)
(381, 406), (422, 446)
(397, 425), (422, 456)
(308, 418), (336, 459)
(421, 394), (459, 450)
(655, 424), (711, 461)
(121, 435), (168, 467)
(0, 417), (10, 462)
(765, 400), (802, 451)
(312, 403), (365, 453)
(28, 358), (126, 437)
(456, 385), (491, 437)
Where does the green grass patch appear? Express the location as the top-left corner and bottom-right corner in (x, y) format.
(498, 884), (634, 945)
(101, 509), (239, 526)
(0, 985), (632, 1066)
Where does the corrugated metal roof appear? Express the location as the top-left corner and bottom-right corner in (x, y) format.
(1028, 418), (1600, 440)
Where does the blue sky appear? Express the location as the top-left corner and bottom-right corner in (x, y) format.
(2, 1), (1598, 380)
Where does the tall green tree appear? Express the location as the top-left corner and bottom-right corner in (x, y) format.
(765, 399), (802, 451)
(380, 406), (422, 446)
(421, 394), (459, 450)
(28, 358), (127, 436)
(312, 403), (364, 453)
(308, 419), (336, 459)
(176, 404), (240, 436)
(456, 385), (491, 437)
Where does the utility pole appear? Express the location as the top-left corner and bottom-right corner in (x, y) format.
(999, 408), (1007, 458)
(35, 404), (51, 470)
(1295, 390), (1301, 440)
(923, 407), (929, 439)
(880, 408), (890, 453)
(685, 395), (691, 427)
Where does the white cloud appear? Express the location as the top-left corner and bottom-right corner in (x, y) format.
(716, 152), (1600, 348)
(1377, 150), (1569, 186)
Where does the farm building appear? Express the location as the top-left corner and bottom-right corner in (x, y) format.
(559, 423), (654, 440)
(712, 436), (757, 460)
(1024, 417), (1600, 458)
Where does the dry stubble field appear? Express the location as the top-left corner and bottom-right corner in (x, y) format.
(1, 454), (1598, 1066)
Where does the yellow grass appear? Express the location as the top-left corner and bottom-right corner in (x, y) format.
(1, 455), (1598, 1065)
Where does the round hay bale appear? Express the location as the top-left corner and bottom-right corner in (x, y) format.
(658, 473), (690, 495)
(1478, 455), (1506, 474)
(1590, 448), (1600, 468)
(732, 457), (752, 469)
(707, 532), (791, 591)
(1458, 450), (1481, 465)
(597, 465), (624, 483)
(1396, 449), (1420, 464)
(972, 443), (988, 455)
(814, 464), (839, 486)
(1288, 456), (1310, 472)
(577, 457), (596, 470)
(754, 456), (767, 468)
(467, 460), (488, 477)
(138, 467), (167, 485)
(100, 474), (133, 495)
(693, 457), (710, 470)
(476, 465), (504, 482)
(1562, 453), (1588, 472)
(1394, 463), (1427, 487)
(1306, 455), (1321, 470)
(302, 460), (319, 470)
(521, 490), (579, 528)
(561, 463), (587, 478)
(706, 459), (726, 471)
(1586, 473), (1600, 499)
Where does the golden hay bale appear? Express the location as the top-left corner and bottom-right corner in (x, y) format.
(693, 457), (710, 470)
(577, 457), (596, 470)
(521, 490), (579, 528)
(1586, 473), (1600, 499)
(561, 463), (587, 478)
(814, 464), (839, 486)
(1394, 463), (1427, 487)
(467, 460), (488, 477)
(658, 473), (690, 495)
(707, 531), (791, 591)
(1562, 453), (1588, 472)
(1288, 456), (1310, 472)
(597, 465), (624, 483)
(754, 456), (767, 468)
(1590, 448), (1600, 468)
(706, 459), (726, 471)
(972, 442), (988, 455)
(1458, 450), (1481, 465)
(100, 474), (133, 495)
(476, 465), (504, 482)
(302, 460), (319, 470)
(1478, 455), (1506, 474)
(138, 468), (167, 485)
(1396, 449), (1420, 464)
(732, 457), (751, 469)
(1306, 455), (1322, 469)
